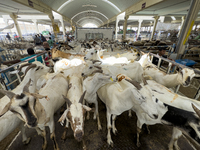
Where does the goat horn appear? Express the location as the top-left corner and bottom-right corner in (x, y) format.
(125, 79), (142, 90)
(79, 91), (86, 104)
(18, 63), (32, 72)
(62, 95), (72, 106)
(192, 103), (200, 118)
(0, 89), (15, 99)
(25, 64), (37, 75)
(94, 66), (102, 70)
(182, 132), (200, 150)
(23, 79), (31, 93)
(92, 60), (102, 64)
(91, 69), (103, 75)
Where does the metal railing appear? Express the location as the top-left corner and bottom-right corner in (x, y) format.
(129, 45), (200, 100)
(0, 51), (47, 91)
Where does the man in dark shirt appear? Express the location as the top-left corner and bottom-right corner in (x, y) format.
(152, 47), (168, 66)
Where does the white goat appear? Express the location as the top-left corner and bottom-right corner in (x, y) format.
(146, 79), (200, 150)
(84, 49), (130, 65)
(0, 63), (50, 143)
(81, 61), (143, 82)
(0, 73), (68, 150)
(85, 73), (159, 146)
(138, 53), (195, 88)
(59, 75), (92, 150)
(83, 73), (117, 130)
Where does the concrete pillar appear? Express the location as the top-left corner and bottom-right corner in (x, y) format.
(115, 18), (119, 40)
(176, 0), (200, 58)
(137, 19), (143, 37)
(178, 16), (186, 37)
(9, 13), (22, 39)
(123, 15), (129, 40)
(3, 18), (12, 34)
(32, 19), (39, 34)
(157, 16), (165, 39)
(59, 17), (66, 41)
(151, 16), (160, 40)
(48, 14), (57, 42)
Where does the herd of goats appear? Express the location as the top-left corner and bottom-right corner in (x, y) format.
(0, 39), (200, 150)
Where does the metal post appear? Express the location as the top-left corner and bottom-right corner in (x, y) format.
(176, 0), (200, 59)
(137, 19), (143, 38)
(10, 13), (22, 39)
(60, 17), (66, 42)
(177, 16), (186, 37)
(123, 15), (129, 40)
(115, 18), (119, 40)
(151, 16), (160, 40)
(167, 63), (172, 74)
(32, 19), (39, 34)
(157, 58), (161, 69)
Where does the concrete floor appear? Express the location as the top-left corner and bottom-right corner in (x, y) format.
(7, 99), (193, 150)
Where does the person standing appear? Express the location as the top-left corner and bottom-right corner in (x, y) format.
(6, 33), (11, 43)
(34, 35), (41, 45)
(40, 34), (47, 42)
(47, 37), (54, 47)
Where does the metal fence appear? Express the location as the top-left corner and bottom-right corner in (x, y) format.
(0, 51), (47, 91)
(128, 44), (200, 100)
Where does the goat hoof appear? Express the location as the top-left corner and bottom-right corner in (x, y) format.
(42, 144), (47, 150)
(174, 145), (180, 150)
(107, 139), (113, 147)
(136, 142), (141, 147)
(113, 129), (118, 135)
(98, 125), (102, 131)
(23, 137), (31, 145)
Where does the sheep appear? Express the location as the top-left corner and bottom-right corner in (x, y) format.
(0, 73), (68, 150)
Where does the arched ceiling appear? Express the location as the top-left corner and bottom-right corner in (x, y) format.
(80, 19), (101, 26)
(39, 0), (141, 26)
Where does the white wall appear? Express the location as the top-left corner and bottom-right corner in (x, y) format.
(77, 28), (114, 40)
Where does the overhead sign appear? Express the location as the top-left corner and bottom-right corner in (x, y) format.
(142, 2), (146, 9)
(53, 24), (60, 33)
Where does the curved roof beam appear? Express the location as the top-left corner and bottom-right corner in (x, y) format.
(57, 0), (121, 12)
(77, 16), (103, 24)
(71, 10), (108, 20)
(102, 0), (121, 12)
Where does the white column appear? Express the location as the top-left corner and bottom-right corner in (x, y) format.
(32, 19), (39, 34)
(176, 0), (200, 58)
(115, 18), (119, 40)
(48, 14), (57, 42)
(151, 16), (160, 40)
(60, 17), (66, 41)
(178, 16), (186, 37)
(123, 15), (129, 40)
(137, 19), (143, 37)
(10, 13), (22, 39)
(157, 16), (165, 39)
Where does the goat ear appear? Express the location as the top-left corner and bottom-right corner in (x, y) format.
(83, 105), (92, 112)
(31, 93), (47, 99)
(0, 89), (15, 99)
(62, 95), (72, 106)
(0, 102), (11, 117)
(23, 79), (31, 93)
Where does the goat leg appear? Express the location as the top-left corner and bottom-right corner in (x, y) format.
(35, 127), (47, 150)
(50, 131), (59, 150)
